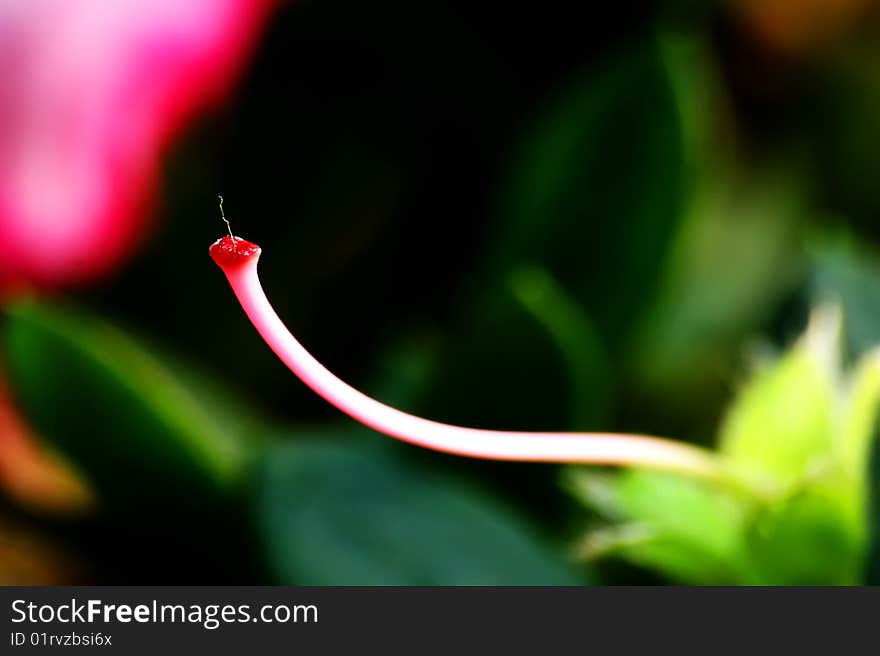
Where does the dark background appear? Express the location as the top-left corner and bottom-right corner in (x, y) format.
(4, 0), (880, 585)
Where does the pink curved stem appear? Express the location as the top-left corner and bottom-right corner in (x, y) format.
(210, 236), (723, 479)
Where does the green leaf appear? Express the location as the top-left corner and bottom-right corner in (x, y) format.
(510, 266), (612, 428)
(422, 36), (702, 432)
(840, 349), (880, 488)
(490, 36), (686, 337)
(568, 469), (750, 584)
(810, 238), (880, 356)
(718, 307), (840, 490)
(631, 37), (806, 415)
(746, 483), (863, 585)
(635, 168), (804, 392)
(792, 346), (880, 583)
(422, 287), (592, 430)
(2, 301), (259, 514)
(719, 307), (877, 584)
(257, 439), (583, 585)
(570, 308), (880, 584)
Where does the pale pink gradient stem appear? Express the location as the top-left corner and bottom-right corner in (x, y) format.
(210, 236), (723, 480)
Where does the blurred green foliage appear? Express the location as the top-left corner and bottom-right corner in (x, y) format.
(4, 300), (582, 584)
(258, 440), (579, 584)
(4, 302), (256, 508)
(570, 309), (880, 584)
(4, 0), (880, 584)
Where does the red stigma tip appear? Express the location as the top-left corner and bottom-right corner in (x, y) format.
(209, 235), (261, 269)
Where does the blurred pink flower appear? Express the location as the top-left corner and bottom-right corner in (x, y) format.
(0, 0), (275, 294)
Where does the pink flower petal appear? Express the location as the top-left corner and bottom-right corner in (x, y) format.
(0, 0), (275, 294)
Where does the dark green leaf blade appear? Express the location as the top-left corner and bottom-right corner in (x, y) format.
(3, 301), (259, 515)
(257, 439), (583, 585)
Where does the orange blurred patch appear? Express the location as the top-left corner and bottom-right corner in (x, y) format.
(737, 0), (878, 56)
(0, 515), (85, 584)
(0, 376), (95, 516)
